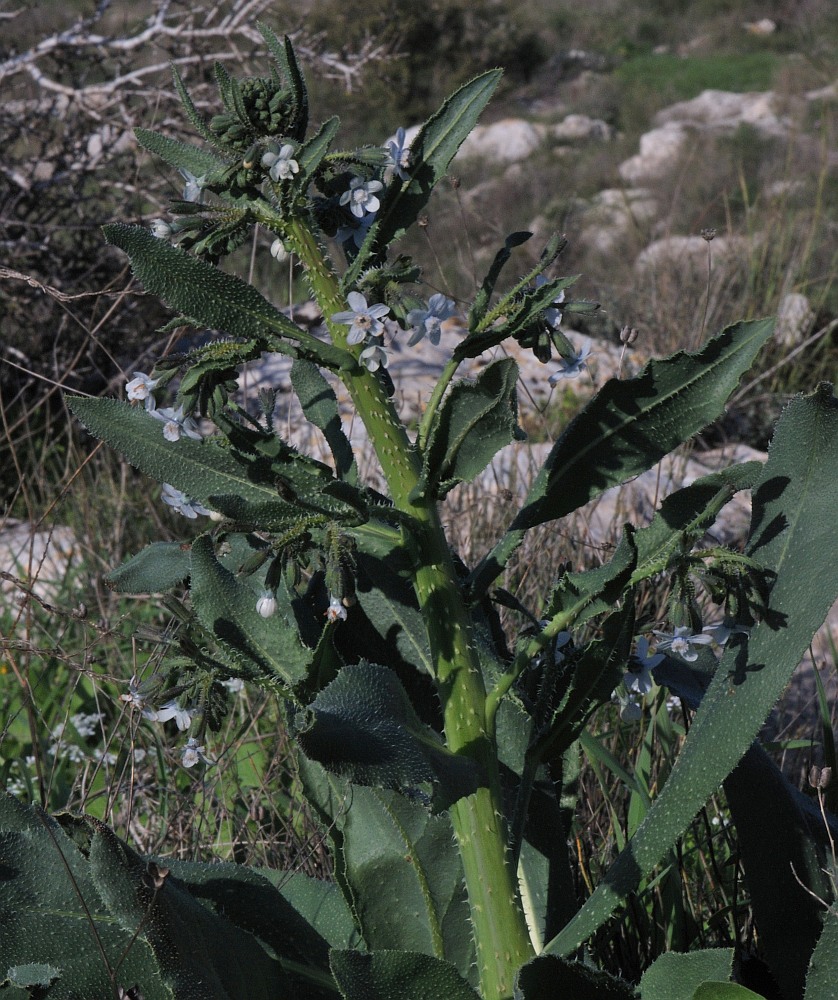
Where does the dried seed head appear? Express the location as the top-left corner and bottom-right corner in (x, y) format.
(701, 228), (717, 242)
(620, 325), (639, 345)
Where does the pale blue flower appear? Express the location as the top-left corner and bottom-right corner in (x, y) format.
(262, 143), (299, 181)
(618, 695), (642, 723)
(535, 274), (566, 329)
(179, 168), (205, 203)
(623, 637), (664, 695)
(406, 293), (457, 346)
(331, 291), (390, 345)
(548, 342), (592, 384)
(160, 483), (211, 519)
(181, 737), (213, 768)
(340, 176), (384, 219)
(359, 341), (388, 372)
(336, 213), (375, 249)
(652, 625), (714, 663)
(125, 371), (158, 411)
(702, 620), (750, 645)
(385, 126), (411, 181)
(152, 404), (202, 442)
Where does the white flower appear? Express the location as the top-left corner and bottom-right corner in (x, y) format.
(181, 737), (213, 768)
(71, 712), (102, 739)
(221, 677), (245, 694)
(151, 404), (202, 442)
(270, 237), (288, 262)
(359, 342), (388, 372)
(653, 625), (715, 663)
(549, 343), (592, 383)
(125, 371), (159, 411)
(150, 219), (172, 239)
(623, 636), (664, 695)
(262, 143), (299, 181)
(160, 483), (212, 519)
(256, 591), (277, 618)
(325, 595), (348, 622)
(148, 700), (193, 731)
(384, 126), (411, 182)
(340, 176), (384, 219)
(406, 293), (457, 346)
(331, 291), (390, 346)
(179, 168), (205, 203)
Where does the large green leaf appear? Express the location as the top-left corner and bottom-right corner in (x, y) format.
(291, 359), (357, 483)
(468, 317), (775, 598)
(135, 128), (229, 180)
(330, 950), (480, 1000)
(190, 534), (313, 692)
(106, 541), (192, 594)
(415, 358), (521, 500)
(514, 954), (636, 999)
(804, 909), (838, 1000)
(102, 223), (350, 369)
(544, 384), (838, 957)
(295, 662), (480, 807)
(639, 951), (733, 1000)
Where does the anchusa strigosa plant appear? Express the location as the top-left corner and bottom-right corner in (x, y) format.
(4, 26), (838, 1000)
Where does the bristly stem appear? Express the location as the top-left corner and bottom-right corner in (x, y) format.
(285, 212), (534, 999)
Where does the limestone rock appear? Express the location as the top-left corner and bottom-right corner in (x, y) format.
(550, 114), (613, 143)
(617, 122), (690, 184)
(576, 187), (659, 255)
(653, 88), (791, 137)
(774, 292), (815, 347)
(457, 118), (547, 163)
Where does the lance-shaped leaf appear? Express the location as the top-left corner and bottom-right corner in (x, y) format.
(639, 950), (734, 1000)
(544, 383), (838, 958)
(467, 317), (775, 599)
(103, 223), (351, 370)
(343, 70), (501, 286)
(106, 541), (191, 594)
(296, 116), (340, 186)
(467, 231), (534, 331)
(295, 661), (481, 807)
(67, 396), (290, 508)
(257, 25), (309, 141)
(135, 128), (230, 181)
(414, 358), (521, 501)
(804, 909), (838, 1000)
(291, 359), (357, 483)
(330, 951), (480, 1000)
(190, 534), (312, 692)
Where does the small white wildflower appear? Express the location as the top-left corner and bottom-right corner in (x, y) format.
(150, 219), (172, 239)
(623, 636), (664, 696)
(331, 291), (390, 346)
(262, 143), (299, 182)
(325, 595), (348, 623)
(179, 168), (205, 203)
(160, 483), (212, 519)
(340, 176), (384, 219)
(549, 343), (593, 384)
(71, 712), (102, 739)
(221, 677), (245, 694)
(151, 404), (202, 442)
(181, 737), (213, 768)
(270, 237), (288, 262)
(653, 625), (714, 663)
(125, 372), (159, 411)
(92, 748), (118, 766)
(406, 293), (457, 346)
(256, 591), (277, 619)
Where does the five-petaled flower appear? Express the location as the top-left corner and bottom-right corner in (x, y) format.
(160, 483), (212, 519)
(181, 737), (213, 768)
(152, 405), (202, 442)
(256, 591), (277, 618)
(325, 595), (348, 622)
(406, 293), (457, 346)
(549, 342), (592, 384)
(340, 176), (383, 219)
(331, 291), (390, 345)
(262, 144), (299, 182)
(125, 372), (158, 411)
(385, 127), (412, 182)
(653, 625), (714, 662)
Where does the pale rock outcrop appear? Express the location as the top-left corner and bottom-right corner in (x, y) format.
(653, 88), (791, 137)
(577, 187), (659, 255)
(617, 122), (691, 184)
(635, 234), (749, 279)
(774, 292), (815, 347)
(457, 119), (547, 163)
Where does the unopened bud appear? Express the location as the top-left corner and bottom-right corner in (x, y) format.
(620, 325), (639, 345)
(809, 765), (832, 789)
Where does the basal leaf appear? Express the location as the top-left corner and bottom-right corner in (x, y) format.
(639, 950), (733, 1000)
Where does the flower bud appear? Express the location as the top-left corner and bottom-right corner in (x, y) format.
(256, 591), (277, 618)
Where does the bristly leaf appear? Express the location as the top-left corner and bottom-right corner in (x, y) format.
(103, 223), (351, 370)
(106, 541), (191, 594)
(134, 128), (229, 182)
(295, 116), (341, 188)
(468, 231), (533, 330)
(414, 358), (521, 501)
(172, 65), (219, 148)
(467, 317), (776, 599)
(257, 25), (309, 140)
(290, 359), (357, 483)
(331, 951), (481, 1000)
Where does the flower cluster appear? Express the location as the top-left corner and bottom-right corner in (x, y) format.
(407, 294), (457, 347)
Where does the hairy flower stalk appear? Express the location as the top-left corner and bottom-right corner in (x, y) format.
(281, 210), (534, 998)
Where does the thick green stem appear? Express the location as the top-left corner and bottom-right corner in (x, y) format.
(282, 212), (534, 998)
